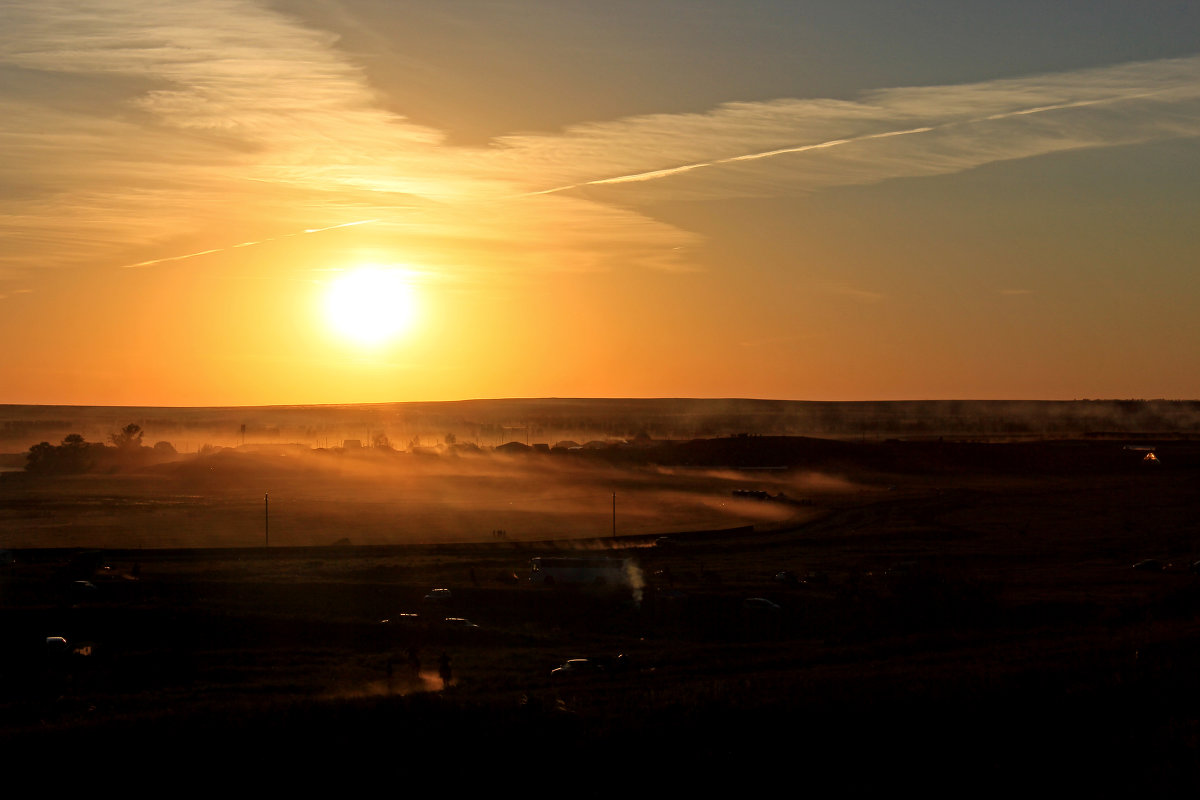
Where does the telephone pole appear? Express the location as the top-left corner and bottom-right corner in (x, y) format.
(264, 492), (269, 547)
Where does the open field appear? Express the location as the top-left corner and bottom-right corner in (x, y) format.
(3, 435), (1200, 792)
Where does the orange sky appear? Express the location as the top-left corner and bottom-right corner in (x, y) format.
(2, 2), (1199, 405)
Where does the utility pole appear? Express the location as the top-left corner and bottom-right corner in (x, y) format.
(612, 492), (616, 539)
(264, 492), (269, 547)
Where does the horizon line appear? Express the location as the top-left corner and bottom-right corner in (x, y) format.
(0, 396), (1196, 411)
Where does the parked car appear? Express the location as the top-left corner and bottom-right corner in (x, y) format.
(422, 588), (452, 604)
(550, 657), (617, 682)
(742, 597), (781, 612)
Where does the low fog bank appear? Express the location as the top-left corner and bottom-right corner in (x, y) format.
(6, 399), (1194, 549)
(0, 435), (848, 549)
(4, 398), (1200, 455)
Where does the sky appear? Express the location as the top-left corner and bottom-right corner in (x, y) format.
(1, 0), (1199, 406)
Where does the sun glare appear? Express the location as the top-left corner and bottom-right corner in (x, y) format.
(324, 266), (418, 346)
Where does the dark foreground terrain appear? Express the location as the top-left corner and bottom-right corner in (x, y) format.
(3, 437), (1200, 793)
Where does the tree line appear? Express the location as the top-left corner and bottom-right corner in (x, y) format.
(24, 424), (177, 474)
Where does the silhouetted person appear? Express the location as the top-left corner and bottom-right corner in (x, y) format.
(438, 652), (452, 688)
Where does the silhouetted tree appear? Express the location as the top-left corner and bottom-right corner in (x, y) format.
(25, 433), (96, 473)
(445, 432), (457, 445)
(25, 441), (56, 472)
(110, 423), (143, 451)
(59, 433), (91, 470)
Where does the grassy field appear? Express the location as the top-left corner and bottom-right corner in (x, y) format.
(2, 437), (1200, 792)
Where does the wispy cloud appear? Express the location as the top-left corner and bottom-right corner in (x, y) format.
(0, 0), (457, 276)
(117, 219), (380, 268)
(1, 1), (1198, 286)
(496, 58), (1200, 203)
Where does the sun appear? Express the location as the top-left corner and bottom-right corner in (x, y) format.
(324, 266), (418, 346)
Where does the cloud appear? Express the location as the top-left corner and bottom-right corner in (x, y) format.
(497, 57), (1200, 203)
(1, 1), (1198, 285)
(0, 0), (463, 274)
(118, 219), (380, 268)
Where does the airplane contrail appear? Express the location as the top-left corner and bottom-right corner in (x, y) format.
(118, 219), (379, 269)
(517, 127), (937, 197)
(523, 89), (1168, 197)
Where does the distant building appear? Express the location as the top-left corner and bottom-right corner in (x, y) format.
(342, 439), (362, 449)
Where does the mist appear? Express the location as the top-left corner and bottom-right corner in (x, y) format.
(0, 437), (828, 549)
(5, 397), (1196, 549)
(5, 398), (1200, 457)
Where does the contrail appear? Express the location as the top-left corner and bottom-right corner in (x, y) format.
(302, 220), (378, 235)
(591, 126), (934, 187)
(520, 126), (938, 196)
(524, 90), (1166, 197)
(118, 219), (379, 269)
(981, 92), (1163, 120)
